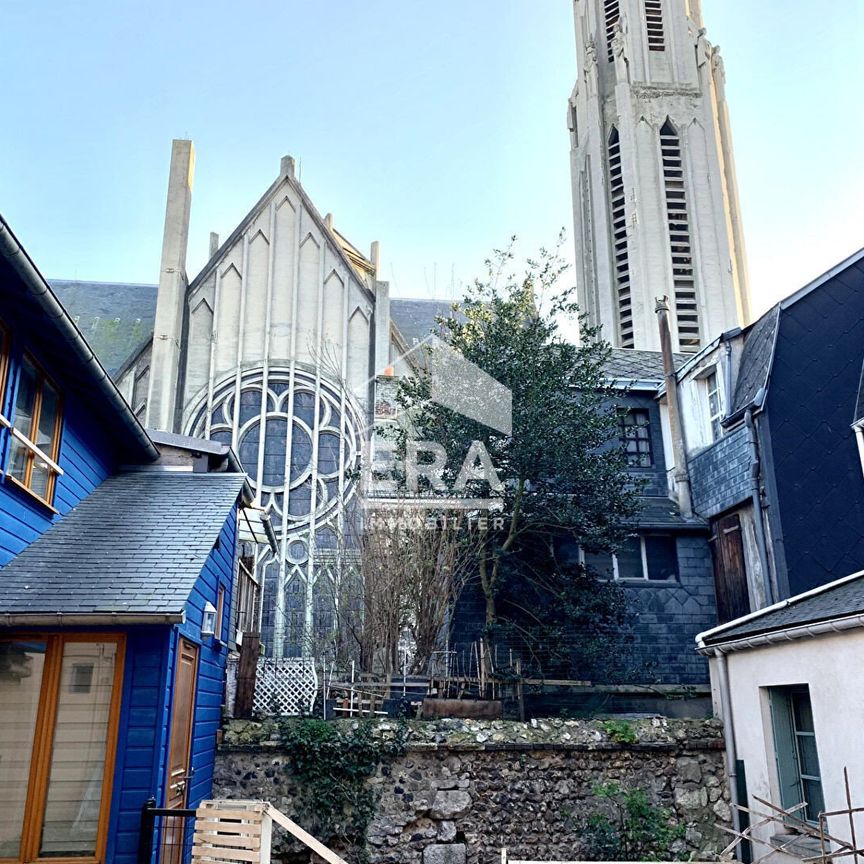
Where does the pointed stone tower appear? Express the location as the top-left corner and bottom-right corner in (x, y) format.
(569, 0), (750, 352)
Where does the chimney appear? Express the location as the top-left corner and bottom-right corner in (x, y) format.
(146, 139), (195, 432)
(655, 297), (692, 516)
(370, 240), (380, 277)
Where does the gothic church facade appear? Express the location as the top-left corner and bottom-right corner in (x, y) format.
(101, 142), (415, 658)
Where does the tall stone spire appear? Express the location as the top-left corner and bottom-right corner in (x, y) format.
(569, 0), (750, 352)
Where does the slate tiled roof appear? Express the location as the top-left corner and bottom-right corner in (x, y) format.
(702, 570), (864, 646)
(390, 298), (460, 346)
(633, 496), (707, 531)
(604, 348), (686, 384)
(0, 472), (246, 617)
(730, 306), (778, 415)
(50, 280), (158, 375)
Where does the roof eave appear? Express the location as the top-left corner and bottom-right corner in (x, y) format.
(0, 611), (184, 627)
(0, 215), (158, 463)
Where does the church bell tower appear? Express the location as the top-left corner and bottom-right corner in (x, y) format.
(569, 0), (751, 352)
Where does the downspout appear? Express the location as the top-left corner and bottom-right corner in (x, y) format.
(655, 297), (693, 516)
(723, 341), (733, 420)
(744, 409), (775, 606)
(714, 649), (743, 837)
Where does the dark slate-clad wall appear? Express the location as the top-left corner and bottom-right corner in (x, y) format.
(765, 261), (864, 597)
(624, 392), (670, 498)
(689, 426), (751, 519)
(623, 536), (714, 685)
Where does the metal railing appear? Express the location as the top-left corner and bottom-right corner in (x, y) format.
(138, 798), (197, 864)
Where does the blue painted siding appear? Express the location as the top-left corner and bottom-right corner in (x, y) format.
(107, 627), (172, 864)
(183, 503), (238, 808)
(0, 333), (116, 565)
(105, 505), (238, 862)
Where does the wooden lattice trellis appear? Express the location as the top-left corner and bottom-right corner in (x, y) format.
(253, 658), (318, 716)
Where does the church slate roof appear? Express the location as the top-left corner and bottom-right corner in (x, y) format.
(0, 472), (246, 617)
(48, 283), (686, 392)
(389, 298), (460, 346)
(50, 280), (157, 375)
(701, 570), (864, 646)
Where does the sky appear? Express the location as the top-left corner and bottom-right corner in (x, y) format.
(1, 0), (862, 319)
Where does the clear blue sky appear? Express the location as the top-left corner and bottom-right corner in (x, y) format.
(1, 1), (862, 317)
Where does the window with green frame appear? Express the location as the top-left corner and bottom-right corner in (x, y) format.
(6, 355), (63, 506)
(769, 685), (826, 824)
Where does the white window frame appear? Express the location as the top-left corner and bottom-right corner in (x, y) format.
(579, 536), (676, 583)
(705, 370), (724, 442)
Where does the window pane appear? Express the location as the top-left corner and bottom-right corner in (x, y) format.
(616, 537), (643, 579)
(13, 359), (37, 434)
(9, 360), (38, 482)
(40, 641), (117, 858)
(797, 734), (821, 778)
(8, 436), (31, 483)
(792, 690), (815, 732)
(584, 549), (614, 579)
(36, 379), (60, 454)
(0, 640), (47, 859)
(645, 535), (678, 581)
(802, 778), (825, 822)
(29, 463), (51, 500)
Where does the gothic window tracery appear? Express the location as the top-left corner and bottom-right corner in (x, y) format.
(188, 367), (364, 657)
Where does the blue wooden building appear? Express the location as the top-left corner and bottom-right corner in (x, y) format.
(0, 215), (264, 864)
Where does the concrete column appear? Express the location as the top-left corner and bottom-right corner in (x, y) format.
(146, 139), (195, 432)
(373, 277), (391, 374)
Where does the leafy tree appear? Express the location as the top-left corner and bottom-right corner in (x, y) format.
(395, 238), (641, 639)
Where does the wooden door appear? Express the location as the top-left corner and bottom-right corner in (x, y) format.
(709, 513), (751, 624)
(162, 638), (198, 864)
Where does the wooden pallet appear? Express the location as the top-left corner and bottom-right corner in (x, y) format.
(192, 800), (347, 864)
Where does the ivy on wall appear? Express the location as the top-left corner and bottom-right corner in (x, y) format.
(276, 719), (410, 862)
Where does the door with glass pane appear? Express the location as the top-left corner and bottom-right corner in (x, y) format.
(0, 635), (124, 863)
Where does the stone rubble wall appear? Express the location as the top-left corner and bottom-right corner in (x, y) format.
(215, 718), (730, 864)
